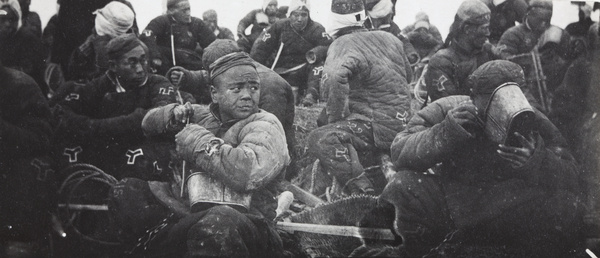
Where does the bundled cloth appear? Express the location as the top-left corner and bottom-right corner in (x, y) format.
(94, 1), (135, 38)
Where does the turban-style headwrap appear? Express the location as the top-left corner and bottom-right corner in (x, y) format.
(367, 0), (393, 19)
(328, 0), (367, 36)
(0, 0), (21, 30)
(94, 1), (135, 38)
(287, 0), (310, 17)
(208, 52), (256, 83)
(106, 33), (147, 61)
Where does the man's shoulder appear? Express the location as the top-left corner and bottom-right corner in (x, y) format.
(429, 48), (456, 67)
(242, 110), (282, 128)
(146, 15), (170, 28)
(147, 74), (171, 85)
(0, 67), (38, 91)
(503, 24), (527, 37)
(190, 17), (208, 26)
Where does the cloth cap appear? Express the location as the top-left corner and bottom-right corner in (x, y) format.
(263, 0), (277, 11)
(415, 11), (429, 22)
(468, 60), (525, 95)
(0, 0), (21, 29)
(529, 0), (553, 10)
(106, 33), (147, 61)
(366, 0), (393, 19)
(329, 0), (366, 36)
(202, 39), (243, 70)
(167, 0), (187, 10)
(203, 9), (217, 20)
(94, 1), (135, 38)
(457, 0), (491, 25)
(287, 0), (310, 17)
(208, 52), (256, 83)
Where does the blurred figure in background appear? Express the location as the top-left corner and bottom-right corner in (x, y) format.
(51, 0), (138, 81)
(68, 1), (136, 82)
(0, 60), (57, 258)
(480, 0), (529, 44)
(402, 11), (444, 60)
(140, 0), (215, 75)
(0, 0), (47, 96)
(18, 0), (41, 37)
(565, 3), (594, 38)
(202, 9), (234, 40)
(251, 0), (332, 103)
(237, 0), (285, 53)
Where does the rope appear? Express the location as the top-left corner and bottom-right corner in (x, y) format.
(57, 163), (121, 246)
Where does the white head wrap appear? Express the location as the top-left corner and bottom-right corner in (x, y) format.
(94, 1), (135, 38)
(367, 0), (393, 19)
(287, 0), (310, 17)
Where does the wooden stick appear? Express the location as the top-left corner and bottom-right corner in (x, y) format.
(271, 42), (284, 70)
(58, 204), (109, 211)
(276, 221), (396, 241)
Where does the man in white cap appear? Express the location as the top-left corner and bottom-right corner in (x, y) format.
(402, 11), (444, 59)
(304, 0), (413, 197)
(251, 0), (332, 103)
(68, 1), (136, 82)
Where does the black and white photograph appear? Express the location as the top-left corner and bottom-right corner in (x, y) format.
(1, 0), (599, 256)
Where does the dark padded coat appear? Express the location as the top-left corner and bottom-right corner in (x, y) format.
(52, 73), (178, 175)
(424, 41), (492, 101)
(0, 67), (56, 241)
(322, 30), (413, 149)
(390, 95), (581, 229)
(251, 18), (332, 69)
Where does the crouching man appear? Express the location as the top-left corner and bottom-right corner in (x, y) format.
(373, 60), (583, 257)
(135, 52), (290, 257)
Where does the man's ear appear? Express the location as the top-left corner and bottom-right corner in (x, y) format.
(210, 85), (218, 103)
(463, 23), (474, 35)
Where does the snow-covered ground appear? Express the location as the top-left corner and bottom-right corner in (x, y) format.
(31, 0), (600, 42)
